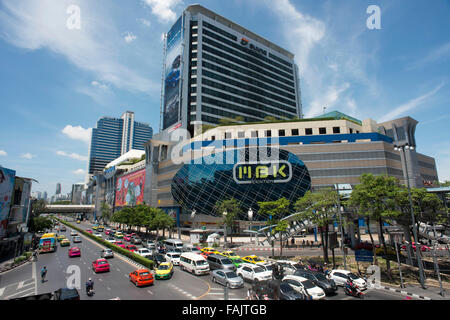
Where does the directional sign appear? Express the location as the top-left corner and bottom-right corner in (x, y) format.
(355, 249), (374, 262)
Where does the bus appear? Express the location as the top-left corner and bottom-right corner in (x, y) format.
(39, 233), (58, 253)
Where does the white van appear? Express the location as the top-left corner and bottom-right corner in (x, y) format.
(164, 239), (184, 251)
(179, 252), (210, 275)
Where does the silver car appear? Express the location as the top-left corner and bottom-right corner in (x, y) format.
(101, 248), (114, 259)
(211, 270), (244, 289)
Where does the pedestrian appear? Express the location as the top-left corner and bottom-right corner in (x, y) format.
(40, 266), (47, 282)
(302, 239), (305, 248)
(306, 240), (309, 247)
(291, 237), (295, 246)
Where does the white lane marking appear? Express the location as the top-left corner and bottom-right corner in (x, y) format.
(32, 260), (37, 295)
(147, 290), (153, 295)
(99, 278), (103, 282)
(4, 287), (36, 300)
(0, 287), (5, 297)
(124, 274), (128, 278)
(107, 287), (111, 290)
(117, 268), (120, 272)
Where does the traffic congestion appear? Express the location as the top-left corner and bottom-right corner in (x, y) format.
(12, 216), (410, 301)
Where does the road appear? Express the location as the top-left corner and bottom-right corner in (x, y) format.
(0, 218), (416, 300)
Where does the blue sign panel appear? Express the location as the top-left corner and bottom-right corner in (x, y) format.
(355, 249), (374, 262)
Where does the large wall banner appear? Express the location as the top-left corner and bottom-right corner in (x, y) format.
(163, 15), (184, 130)
(0, 167), (16, 238)
(115, 168), (146, 207)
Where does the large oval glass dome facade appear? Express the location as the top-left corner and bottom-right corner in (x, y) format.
(171, 147), (311, 220)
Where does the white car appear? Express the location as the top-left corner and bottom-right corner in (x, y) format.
(136, 248), (153, 258)
(236, 263), (272, 283)
(165, 252), (181, 266)
(106, 238), (116, 244)
(93, 232), (102, 238)
(328, 269), (367, 290)
(70, 231), (78, 236)
(276, 260), (305, 275)
(283, 275), (326, 300)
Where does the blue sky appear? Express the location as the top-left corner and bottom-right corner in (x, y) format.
(0, 0), (449, 196)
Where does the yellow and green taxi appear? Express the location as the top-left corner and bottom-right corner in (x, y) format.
(229, 257), (246, 268)
(201, 247), (220, 254)
(76, 220), (81, 224)
(97, 225), (104, 232)
(219, 250), (240, 259)
(56, 235), (66, 242)
(241, 255), (266, 264)
(60, 239), (70, 247)
(92, 225), (98, 230)
(155, 262), (174, 280)
(115, 232), (124, 239)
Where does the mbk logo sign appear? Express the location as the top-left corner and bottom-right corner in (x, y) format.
(233, 161), (292, 184)
(240, 37), (249, 46)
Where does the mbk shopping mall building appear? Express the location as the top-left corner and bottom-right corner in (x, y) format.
(104, 5), (440, 231)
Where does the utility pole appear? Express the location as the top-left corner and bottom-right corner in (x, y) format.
(335, 184), (347, 269)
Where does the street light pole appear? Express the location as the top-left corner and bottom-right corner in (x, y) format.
(395, 144), (426, 289)
(248, 208), (253, 245)
(223, 211), (227, 247)
(335, 184), (347, 269)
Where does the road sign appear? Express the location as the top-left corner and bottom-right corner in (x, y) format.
(355, 249), (374, 262)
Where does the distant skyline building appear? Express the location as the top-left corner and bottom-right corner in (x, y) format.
(56, 183), (61, 195)
(87, 111), (153, 174)
(43, 191), (47, 201)
(161, 4), (302, 137)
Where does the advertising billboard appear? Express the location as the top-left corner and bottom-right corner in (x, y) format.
(0, 167), (16, 238)
(163, 15), (184, 130)
(21, 179), (32, 223)
(115, 168), (146, 207)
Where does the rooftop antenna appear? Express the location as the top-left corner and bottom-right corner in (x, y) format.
(323, 106), (327, 115)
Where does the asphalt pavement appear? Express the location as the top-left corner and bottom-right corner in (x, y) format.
(0, 218), (422, 300)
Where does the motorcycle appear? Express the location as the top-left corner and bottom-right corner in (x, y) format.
(344, 283), (364, 299)
(86, 287), (94, 297)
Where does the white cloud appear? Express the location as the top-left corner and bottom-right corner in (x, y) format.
(21, 153), (35, 159)
(143, 0), (182, 23)
(73, 169), (86, 175)
(307, 83), (350, 117)
(91, 80), (108, 89)
(407, 42), (450, 70)
(0, 0), (157, 93)
(265, 0), (380, 118)
(124, 32), (137, 43)
(62, 125), (92, 144)
(56, 150), (88, 161)
(138, 18), (151, 27)
(0, 150), (7, 156)
(379, 83), (445, 122)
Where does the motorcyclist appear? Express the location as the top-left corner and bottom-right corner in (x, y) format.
(86, 278), (94, 295)
(345, 275), (360, 296)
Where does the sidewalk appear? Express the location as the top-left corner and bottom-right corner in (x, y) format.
(379, 281), (449, 300)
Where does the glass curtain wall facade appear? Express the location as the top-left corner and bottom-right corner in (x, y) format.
(171, 147), (311, 220)
(162, 5), (302, 137)
(88, 113), (153, 174)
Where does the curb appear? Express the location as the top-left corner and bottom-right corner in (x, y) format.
(376, 284), (433, 300)
(0, 256), (33, 274)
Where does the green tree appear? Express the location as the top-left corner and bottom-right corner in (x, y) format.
(258, 198), (290, 257)
(295, 189), (338, 263)
(215, 198), (242, 244)
(264, 116), (277, 122)
(29, 216), (53, 233)
(348, 174), (401, 275)
(153, 209), (175, 241)
(100, 201), (112, 225)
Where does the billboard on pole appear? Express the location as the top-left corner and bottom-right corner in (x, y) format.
(115, 169), (146, 207)
(163, 15), (184, 130)
(0, 167), (16, 238)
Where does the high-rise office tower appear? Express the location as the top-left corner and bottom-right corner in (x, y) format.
(161, 4), (302, 137)
(88, 111), (153, 174)
(56, 183), (61, 195)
